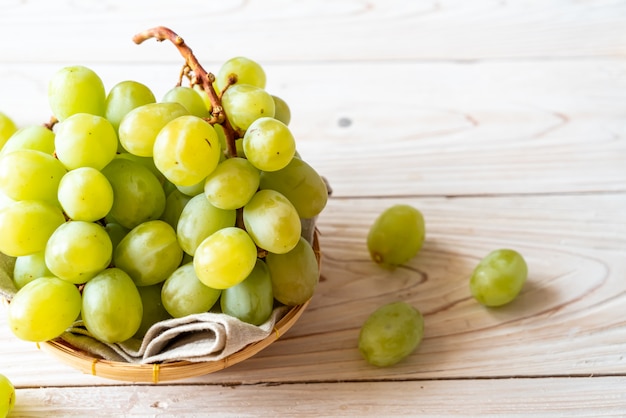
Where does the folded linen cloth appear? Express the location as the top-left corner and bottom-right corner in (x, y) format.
(61, 305), (290, 364)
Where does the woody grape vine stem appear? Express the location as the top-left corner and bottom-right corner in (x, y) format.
(132, 26), (239, 158)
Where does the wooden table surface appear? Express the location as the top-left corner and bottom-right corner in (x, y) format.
(1, 1), (625, 416)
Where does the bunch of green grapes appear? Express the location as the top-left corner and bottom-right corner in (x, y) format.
(0, 48), (327, 345)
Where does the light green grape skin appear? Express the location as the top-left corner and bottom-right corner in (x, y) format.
(48, 65), (106, 121)
(113, 220), (183, 287)
(272, 95), (291, 125)
(367, 205), (425, 267)
(469, 249), (528, 307)
(221, 258), (274, 326)
(81, 268), (143, 343)
(118, 102), (188, 157)
(45, 221), (112, 284)
(204, 157), (260, 210)
(13, 251), (52, 289)
(8, 276), (82, 342)
(0, 200), (65, 257)
(134, 282), (171, 339)
(104, 80), (156, 133)
(221, 84), (275, 132)
(0, 112), (18, 148)
(58, 167), (114, 222)
(243, 189), (301, 255)
(0, 373), (15, 418)
(176, 194), (236, 256)
(259, 157), (328, 219)
(0, 125), (55, 156)
(243, 117), (295, 172)
(0, 149), (67, 203)
(193, 84), (213, 113)
(162, 86), (210, 118)
(358, 301), (424, 367)
(193, 226), (258, 290)
(114, 153), (167, 187)
(54, 113), (118, 171)
(176, 177), (206, 197)
(266, 237), (319, 306)
(216, 56), (266, 91)
(153, 115), (222, 187)
(101, 158), (166, 230)
(160, 189), (192, 230)
(161, 263), (221, 318)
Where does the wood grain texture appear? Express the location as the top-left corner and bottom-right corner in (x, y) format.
(9, 377), (626, 417)
(0, 0), (624, 415)
(0, 0), (624, 63)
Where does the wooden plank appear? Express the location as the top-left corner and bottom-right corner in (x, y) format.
(0, 0), (624, 63)
(10, 377), (626, 416)
(1, 194), (624, 387)
(0, 60), (623, 198)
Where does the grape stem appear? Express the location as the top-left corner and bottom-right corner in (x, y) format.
(132, 26), (239, 158)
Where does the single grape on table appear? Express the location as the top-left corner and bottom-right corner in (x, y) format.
(470, 249), (528, 307)
(0, 373), (15, 418)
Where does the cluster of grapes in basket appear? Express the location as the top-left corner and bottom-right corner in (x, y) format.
(0, 39), (327, 346)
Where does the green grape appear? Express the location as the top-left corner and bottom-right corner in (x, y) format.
(358, 301), (424, 367)
(8, 276), (82, 342)
(0, 125), (55, 156)
(0, 190), (13, 211)
(161, 263), (221, 318)
(113, 220), (183, 287)
(104, 222), (129, 253)
(367, 204), (425, 267)
(0, 112), (18, 148)
(176, 177), (206, 197)
(162, 86), (210, 118)
(118, 102), (188, 157)
(272, 95), (291, 125)
(0, 373), (15, 418)
(13, 251), (52, 289)
(101, 157), (166, 229)
(104, 80), (156, 132)
(0, 149), (67, 203)
(0, 200), (65, 257)
(221, 259), (273, 326)
(204, 157), (260, 210)
(469, 249), (528, 307)
(193, 84), (213, 113)
(45, 221), (112, 284)
(160, 189), (192, 230)
(134, 282), (171, 338)
(114, 152), (167, 187)
(221, 84), (275, 132)
(176, 194), (236, 256)
(266, 237), (319, 306)
(259, 157), (328, 219)
(48, 65), (106, 121)
(153, 115), (221, 187)
(193, 226), (257, 289)
(81, 268), (143, 343)
(58, 167), (114, 222)
(216, 56), (266, 91)
(243, 117), (295, 172)
(54, 113), (118, 170)
(243, 189), (301, 254)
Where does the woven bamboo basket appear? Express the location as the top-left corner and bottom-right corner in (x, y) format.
(2, 232), (320, 383)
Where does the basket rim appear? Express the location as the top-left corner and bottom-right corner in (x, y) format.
(33, 230), (321, 383)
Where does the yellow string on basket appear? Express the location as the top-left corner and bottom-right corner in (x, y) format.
(152, 364), (160, 384)
(273, 327), (281, 340)
(91, 358), (99, 376)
